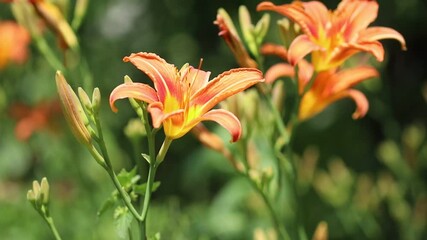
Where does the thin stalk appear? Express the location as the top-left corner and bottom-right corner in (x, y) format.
(44, 215), (63, 240)
(34, 35), (65, 71)
(243, 173), (291, 240)
(92, 118), (142, 221)
(139, 138), (173, 240)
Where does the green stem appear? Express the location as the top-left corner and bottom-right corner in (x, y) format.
(33, 35), (65, 71)
(91, 118), (142, 221)
(243, 173), (291, 240)
(139, 138), (173, 240)
(44, 215), (63, 240)
(37, 207), (62, 240)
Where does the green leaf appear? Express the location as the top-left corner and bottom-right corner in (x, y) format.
(141, 153), (151, 163)
(97, 194), (118, 217)
(133, 181), (161, 195)
(114, 206), (133, 239)
(117, 167), (140, 189)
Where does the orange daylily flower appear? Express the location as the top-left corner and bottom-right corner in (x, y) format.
(261, 43), (313, 93)
(110, 52), (264, 142)
(0, 21), (30, 69)
(299, 66), (379, 120)
(257, 0), (406, 71)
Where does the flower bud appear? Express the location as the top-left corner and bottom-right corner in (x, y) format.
(40, 177), (50, 205)
(214, 8), (257, 68)
(78, 87), (92, 113)
(91, 87), (101, 114)
(32, 0), (78, 49)
(27, 189), (36, 205)
(56, 71), (92, 146)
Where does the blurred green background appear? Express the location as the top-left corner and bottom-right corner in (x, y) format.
(1, 0), (426, 239)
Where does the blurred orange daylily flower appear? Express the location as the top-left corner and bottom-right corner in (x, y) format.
(110, 52), (264, 142)
(257, 0), (406, 71)
(9, 100), (61, 141)
(299, 66), (379, 120)
(0, 21), (30, 69)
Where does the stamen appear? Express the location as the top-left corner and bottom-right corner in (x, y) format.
(190, 58), (204, 88)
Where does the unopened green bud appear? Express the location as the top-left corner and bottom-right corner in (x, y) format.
(27, 189), (36, 205)
(239, 5), (257, 57)
(40, 177), (50, 205)
(91, 87), (101, 114)
(254, 13), (270, 44)
(124, 75), (133, 84)
(78, 87), (92, 113)
(32, 180), (41, 197)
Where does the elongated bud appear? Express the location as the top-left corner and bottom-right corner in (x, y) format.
(91, 88), (101, 114)
(254, 13), (270, 44)
(78, 87), (92, 113)
(40, 177), (50, 205)
(32, 0), (78, 49)
(214, 8), (257, 68)
(239, 5), (257, 57)
(56, 71), (92, 146)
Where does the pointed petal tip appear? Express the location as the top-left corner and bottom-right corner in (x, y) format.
(257, 2), (275, 11)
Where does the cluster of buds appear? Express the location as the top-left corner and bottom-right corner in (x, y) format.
(27, 177), (50, 212)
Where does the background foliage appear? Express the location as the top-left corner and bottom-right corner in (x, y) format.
(1, 0), (426, 239)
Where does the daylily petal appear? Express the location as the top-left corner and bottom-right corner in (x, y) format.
(261, 43), (288, 61)
(109, 82), (159, 112)
(257, 1), (317, 37)
(147, 102), (184, 129)
(185, 66), (212, 97)
(123, 52), (179, 101)
(338, 0), (378, 38)
(199, 109), (242, 142)
(335, 89), (369, 119)
(332, 66), (378, 93)
(297, 59), (314, 93)
(359, 27), (407, 50)
(288, 34), (321, 66)
(301, 1), (329, 27)
(299, 91), (325, 120)
(192, 68), (264, 112)
(265, 63), (294, 84)
(350, 41), (385, 61)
